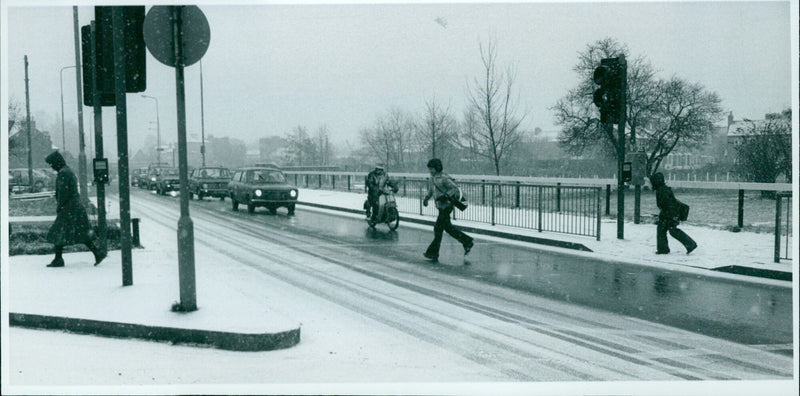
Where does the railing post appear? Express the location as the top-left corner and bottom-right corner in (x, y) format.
(294, 174), (298, 186)
(515, 181), (520, 208)
(419, 183), (423, 215)
(305, 175), (308, 188)
(596, 187), (602, 241)
(403, 177), (407, 196)
(318, 174), (322, 189)
(738, 189), (744, 228)
(481, 180), (486, 205)
(605, 184), (611, 216)
(537, 186), (543, 232)
(556, 182), (561, 212)
(347, 175), (351, 191)
(491, 183), (496, 226)
(774, 194), (782, 263)
(332, 174), (336, 190)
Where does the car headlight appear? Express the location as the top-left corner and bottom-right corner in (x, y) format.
(150, 177), (156, 181)
(290, 190), (297, 198)
(255, 189), (262, 197)
(203, 183), (208, 189)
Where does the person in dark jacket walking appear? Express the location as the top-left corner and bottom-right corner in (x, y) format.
(422, 158), (473, 262)
(45, 151), (106, 267)
(650, 172), (697, 255)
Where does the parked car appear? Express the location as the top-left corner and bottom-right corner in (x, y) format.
(188, 166), (231, 200)
(228, 166), (298, 214)
(9, 168), (54, 192)
(131, 167), (148, 187)
(154, 167), (180, 195)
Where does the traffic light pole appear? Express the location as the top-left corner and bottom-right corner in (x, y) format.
(616, 55), (627, 240)
(112, 8), (134, 286)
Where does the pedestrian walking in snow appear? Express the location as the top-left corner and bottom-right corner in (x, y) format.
(422, 158), (473, 262)
(650, 172), (697, 255)
(45, 151), (106, 267)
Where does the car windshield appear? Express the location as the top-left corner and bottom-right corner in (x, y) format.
(164, 169), (179, 176)
(250, 170), (285, 183)
(199, 168), (228, 178)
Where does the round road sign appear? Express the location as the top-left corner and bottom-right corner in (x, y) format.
(143, 6), (210, 67)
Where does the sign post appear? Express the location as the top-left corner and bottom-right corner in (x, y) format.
(144, 5), (210, 312)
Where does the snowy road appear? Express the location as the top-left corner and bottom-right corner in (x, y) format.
(9, 190), (792, 388)
(128, 191), (792, 381)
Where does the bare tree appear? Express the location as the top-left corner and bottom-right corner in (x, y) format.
(314, 125), (333, 166)
(642, 77), (723, 176)
(552, 38), (722, 176)
(466, 39), (525, 175)
(734, 109), (792, 185)
(415, 97), (457, 163)
(553, 38), (659, 159)
(284, 125), (314, 166)
(360, 108), (414, 170)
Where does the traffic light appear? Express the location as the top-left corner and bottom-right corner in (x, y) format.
(593, 57), (622, 124)
(94, 6), (147, 93)
(81, 24), (115, 106)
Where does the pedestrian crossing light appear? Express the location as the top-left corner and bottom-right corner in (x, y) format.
(593, 57), (623, 124)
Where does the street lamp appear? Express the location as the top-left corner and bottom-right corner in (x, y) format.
(200, 60), (206, 167)
(60, 65), (76, 153)
(141, 94), (161, 164)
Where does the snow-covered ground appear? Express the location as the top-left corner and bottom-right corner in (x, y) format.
(295, 188), (794, 277)
(2, 189), (796, 395)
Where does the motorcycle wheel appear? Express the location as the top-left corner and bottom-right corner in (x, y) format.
(386, 207), (399, 230)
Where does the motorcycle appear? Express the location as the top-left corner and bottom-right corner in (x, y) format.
(366, 187), (400, 230)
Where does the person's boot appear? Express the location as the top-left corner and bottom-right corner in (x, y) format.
(47, 256), (65, 267)
(89, 242), (107, 266)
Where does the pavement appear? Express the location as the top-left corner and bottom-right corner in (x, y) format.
(5, 187), (792, 352)
(6, 193), (301, 352)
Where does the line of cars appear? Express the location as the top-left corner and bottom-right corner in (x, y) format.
(8, 168), (56, 193)
(133, 163), (298, 215)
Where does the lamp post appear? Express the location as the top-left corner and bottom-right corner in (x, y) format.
(200, 60), (206, 167)
(59, 65), (76, 153)
(141, 94), (161, 164)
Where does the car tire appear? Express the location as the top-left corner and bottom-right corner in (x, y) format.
(34, 181), (44, 192)
(268, 207), (277, 215)
(247, 202), (255, 213)
(232, 197), (239, 211)
(198, 191), (204, 200)
(288, 204), (295, 215)
(220, 196), (225, 201)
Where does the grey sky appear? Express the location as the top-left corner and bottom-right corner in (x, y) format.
(3, 1), (795, 159)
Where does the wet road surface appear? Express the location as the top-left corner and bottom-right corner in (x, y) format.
(126, 190), (793, 380)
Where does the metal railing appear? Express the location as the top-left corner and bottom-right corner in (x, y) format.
(286, 172), (602, 240)
(774, 192), (793, 263)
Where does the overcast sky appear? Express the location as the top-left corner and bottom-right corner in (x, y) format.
(2, 0), (796, 159)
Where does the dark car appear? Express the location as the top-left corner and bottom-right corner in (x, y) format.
(144, 163), (171, 190)
(132, 167), (148, 187)
(228, 166), (298, 214)
(188, 167), (231, 200)
(154, 167), (180, 195)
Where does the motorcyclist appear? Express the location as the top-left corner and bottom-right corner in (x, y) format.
(365, 162), (397, 221)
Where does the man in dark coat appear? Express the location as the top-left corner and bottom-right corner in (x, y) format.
(364, 163), (397, 221)
(422, 158), (473, 262)
(45, 151), (106, 267)
(650, 172), (697, 255)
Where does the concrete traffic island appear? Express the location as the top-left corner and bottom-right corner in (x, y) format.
(9, 312), (300, 352)
(8, 248), (302, 352)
